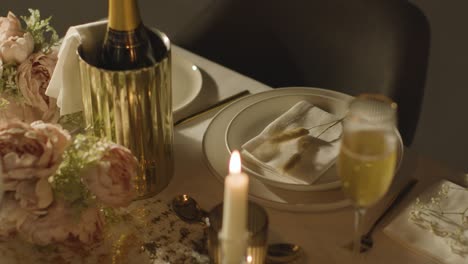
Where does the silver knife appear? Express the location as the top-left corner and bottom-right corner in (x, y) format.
(174, 90), (251, 126)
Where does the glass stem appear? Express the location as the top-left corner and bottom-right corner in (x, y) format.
(353, 208), (366, 263)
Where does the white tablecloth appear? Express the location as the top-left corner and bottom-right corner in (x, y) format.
(158, 45), (466, 264)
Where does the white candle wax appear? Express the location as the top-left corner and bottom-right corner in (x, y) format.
(220, 150), (249, 264)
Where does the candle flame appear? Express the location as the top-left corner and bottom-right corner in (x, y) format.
(229, 150), (242, 174)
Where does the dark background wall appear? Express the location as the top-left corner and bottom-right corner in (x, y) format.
(2, 0), (467, 171)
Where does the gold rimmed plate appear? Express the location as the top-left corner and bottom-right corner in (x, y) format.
(202, 87), (404, 212)
(225, 93), (348, 191)
(203, 87), (353, 212)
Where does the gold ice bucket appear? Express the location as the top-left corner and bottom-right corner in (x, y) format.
(77, 28), (173, 198)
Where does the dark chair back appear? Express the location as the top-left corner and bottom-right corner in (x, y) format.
(175, 0), (430, 146)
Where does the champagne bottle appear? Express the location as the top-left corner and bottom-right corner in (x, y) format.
(82, 0), (173, 197)
(100, 0), (157, 70)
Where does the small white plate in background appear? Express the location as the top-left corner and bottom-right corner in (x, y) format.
(172, 54), (202, 114)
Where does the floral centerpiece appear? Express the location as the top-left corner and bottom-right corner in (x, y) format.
(0, 120), (137, 246)
(0, 10), (209, 263)
(0, 10), (138, 247)
(0, 9), (60, 123)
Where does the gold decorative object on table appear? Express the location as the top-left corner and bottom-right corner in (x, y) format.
(0, 197), (210, 263)
(77, 0), (173, 198)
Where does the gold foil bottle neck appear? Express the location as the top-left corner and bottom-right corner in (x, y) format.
(108, 0), (141, 31)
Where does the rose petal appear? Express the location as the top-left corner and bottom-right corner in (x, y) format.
(16, 52), (58, 117)
(0, 12), (23, 43)
(36, 177), (53, 209)
(82, 145), (137, 208)
(0, 33), (34, 65)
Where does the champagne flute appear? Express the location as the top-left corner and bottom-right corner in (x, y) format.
(337, 94), (398, 262)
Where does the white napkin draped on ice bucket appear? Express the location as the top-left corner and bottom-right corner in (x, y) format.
(241, 100), (343, 185)
(46, 21), (107, 116)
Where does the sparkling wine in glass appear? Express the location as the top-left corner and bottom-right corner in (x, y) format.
(337, 94), (398, 262)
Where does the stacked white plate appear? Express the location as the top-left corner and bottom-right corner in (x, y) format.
(172, 53), (202, 114)
(202, 87), (404, 212)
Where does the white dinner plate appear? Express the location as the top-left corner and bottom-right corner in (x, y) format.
(225, 93), (349, 191)
(172, 54), (202, 114)
(202, 87), (353, 212)
(225, 93), (404, 192)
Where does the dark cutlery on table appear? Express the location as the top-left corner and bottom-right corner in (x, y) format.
(174, 90), (251, 126)
(359, 178), (418, 253)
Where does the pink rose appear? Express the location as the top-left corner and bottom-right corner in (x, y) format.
(14, 177), (53, 214)
(17, 199), (104, 246)
(0, 121), (71, 189)
(0, 12), (33, 65)
(0, 32), (34, 64)
(16, 52), (59, 122)
(30, 121), (71, 157)
(0, 95), (45, 123)
(0, 12), (23, 43)
(82, 144), (137, 208)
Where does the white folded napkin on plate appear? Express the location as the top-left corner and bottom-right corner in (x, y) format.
(46, 21), (107, 115)
(384, 180), (468, 264)
(241, 100), (343, 185)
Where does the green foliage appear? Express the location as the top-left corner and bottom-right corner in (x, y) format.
(0, 9), (60, 97)
(21, 9), (59, 53)
(58, 112), (86, 135)
(0, 63), (19, 96)
(49, 134), (112, 215)
(0, 98), (9, 108)
(101, 207), (127, 225)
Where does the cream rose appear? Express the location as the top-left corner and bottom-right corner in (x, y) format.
(0, 121), (71, 189)
(82, 144), (137, 208)
(14, 177), (53, 214)
(16, 52), (59, 122)
(0, 32), (34, 65)
(0, 96), (45, 123)
(0, 12), (33, 65)
(30, 121), (71, 159)
(17, 199), (104, 246)
(0, 12), (23, 43)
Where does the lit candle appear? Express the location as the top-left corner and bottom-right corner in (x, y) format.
(220, 150), (249, 264)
